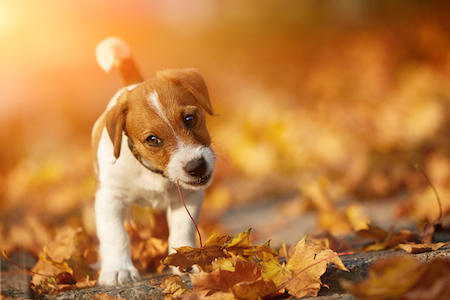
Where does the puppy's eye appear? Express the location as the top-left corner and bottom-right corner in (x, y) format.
(146, 135), (162, 146)
(184, 114), (196, 127)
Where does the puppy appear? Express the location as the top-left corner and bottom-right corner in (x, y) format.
(92, 37), (215, 286)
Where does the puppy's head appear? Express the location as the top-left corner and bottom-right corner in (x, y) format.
(106, 68), (215, 190)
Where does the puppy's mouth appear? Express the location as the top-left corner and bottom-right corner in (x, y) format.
(182, 172), (213, 188)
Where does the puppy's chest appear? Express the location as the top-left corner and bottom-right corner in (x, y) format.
(126, 171), (175, 207)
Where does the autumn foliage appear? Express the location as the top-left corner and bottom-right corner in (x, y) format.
(342, 256), (450, 300)
(2, 1), (450, 299)
(162, 229), (348, 299)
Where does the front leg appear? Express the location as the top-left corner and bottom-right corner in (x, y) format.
(167, 190), (204, 255)
(95, 189), (140, 285)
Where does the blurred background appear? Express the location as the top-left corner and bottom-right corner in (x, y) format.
(2, 0), (450, 271)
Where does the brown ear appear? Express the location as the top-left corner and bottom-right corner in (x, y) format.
(105, 90), (128, 159)
(158, 68), (214, 115)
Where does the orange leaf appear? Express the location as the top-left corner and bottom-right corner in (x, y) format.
(89, 292), (126, 300)
(341, 256), (427, 300)
(398, 241), (448, 254)
(30, 226), (98, 293)
(160, 275), (192, 299)
(283, 236), (348, 298)
(190, 254), (279, 299)
(342, 256), (450, 300)
(231, 276), (278, 300)
(163, 230), (275, 273)
(190, 253), (262, 294)
(355, 224), (390, 241)
(163, 245), (226, 273)
(223, 229), (277, 258)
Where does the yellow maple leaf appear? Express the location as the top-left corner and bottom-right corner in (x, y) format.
(257, 251), (291, 288)
(163, 232), (230, 272)
(223, 229), (277, 258)
(282, 236), (348, 298)
(30, 226), (98, 293)
(160, 275), (192, 299)
(190, 253), (279, 299)
(163, 245), (226, 272)
(163, 229), (276, 273)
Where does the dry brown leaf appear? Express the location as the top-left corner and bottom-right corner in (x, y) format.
(401, 259), (450, 300)
(161, 275), (192, 299)
(398, 241), (448, 254)
(89, 292), (126, 300)
(355, 224), (390, 241)
(163, 230), (276, 273)
(385, 229), (418, 248)
(283, 236), (348, 298)
(356, 224), (419, 251)
(190, 253), (261, 294)
(341, 256), (426, 300)
(342, 256), (450, 300)
(231, 276), (278, 300)
(125, 220), (168, 272)
(190, 253), (279, 299)
(180, 290), (236, 300)
(30, 226), (97, 294)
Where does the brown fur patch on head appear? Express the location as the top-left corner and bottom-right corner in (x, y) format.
(157, 68), (214, 116)
(105, 90), (129, 159)
(121, 69), (213, 172)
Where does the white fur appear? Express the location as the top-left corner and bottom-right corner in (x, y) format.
(147, 91), (170, 126)
(95, 85), (213, 286)
(168, 144), (215, 190)
(96, 37), (132, 72)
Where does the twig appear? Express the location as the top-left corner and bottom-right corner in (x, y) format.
(2, 250), (50, 277)
(416, 165), (442, 222)
(177, 180), (203, 248)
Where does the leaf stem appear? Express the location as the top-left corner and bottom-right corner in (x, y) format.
(2, 250), (50, 277)
(416, 165), (442, 222)
(280, 251), (353, 291)
(177, 180), (203, 248)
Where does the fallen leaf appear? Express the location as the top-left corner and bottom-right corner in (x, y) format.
(30, 226), (97, 294)
(356, 224), (419, 251)
(163, 245), (226, 273)
(385, 229), (418, 248)
(223, 229), (277, 258)
(180, 290), (236, 300)
(89, 292), (126, 300)
(231, 276), (278, 300)
(163, 230), (275, 273)
(190, 253), (261, 294)
(402, 259), (450, 300)
(355, 224), (390, 241)
(161, 275), (192, 299)
(342, 256), (450, 300)
(283, 236), (348, 298)
(125, 220), (168, 272)
(257, 251), (291, 288)
(398, 241), (448, 254)
(190, 253), (279, 299)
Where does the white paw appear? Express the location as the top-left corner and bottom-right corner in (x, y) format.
(98, 267), (140, 286)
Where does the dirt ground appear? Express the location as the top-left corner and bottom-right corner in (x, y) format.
(2, 195), (450, 299)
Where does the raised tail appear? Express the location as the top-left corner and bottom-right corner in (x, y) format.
(96, 37), (143, 86)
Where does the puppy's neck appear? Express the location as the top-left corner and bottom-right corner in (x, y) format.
(127, 137), (167, 178)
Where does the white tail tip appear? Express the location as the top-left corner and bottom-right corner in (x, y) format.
(96, 37), (132, 72)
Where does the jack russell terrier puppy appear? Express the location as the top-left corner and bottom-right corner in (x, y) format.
(92, 37), (215, 286)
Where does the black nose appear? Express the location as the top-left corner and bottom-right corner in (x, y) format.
(184, 157), (207, 177)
